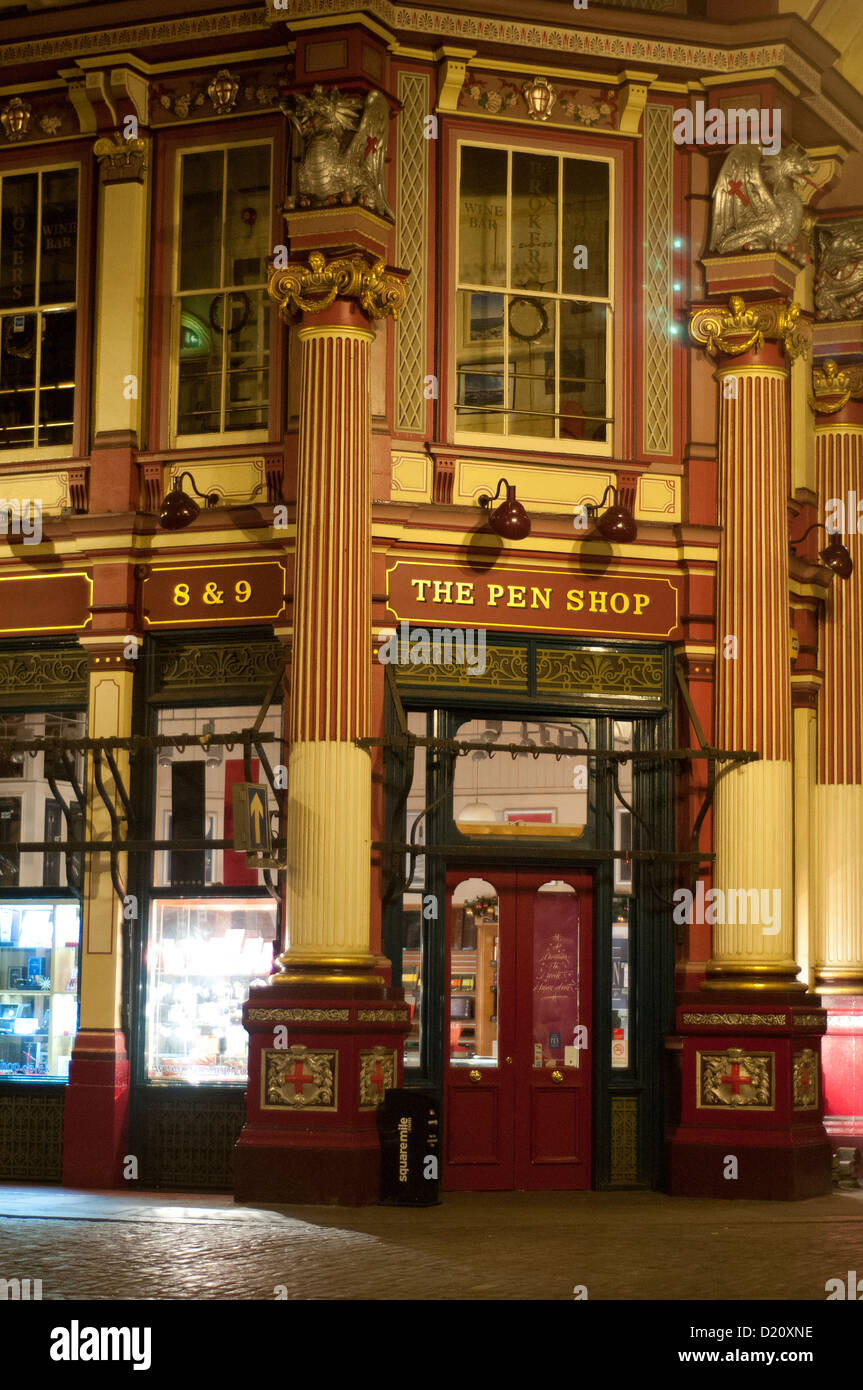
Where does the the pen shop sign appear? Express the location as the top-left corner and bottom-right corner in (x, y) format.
(141, 560), (287, 628)
(385, 562), (682, 640)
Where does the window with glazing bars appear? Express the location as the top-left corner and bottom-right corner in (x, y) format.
(0, 167), (78, 452)
(174, 144), (271, 439)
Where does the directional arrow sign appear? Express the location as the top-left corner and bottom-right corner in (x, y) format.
(232, 782), (271, 854)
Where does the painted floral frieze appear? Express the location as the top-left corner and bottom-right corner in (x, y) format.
(460, 72), (617, 129)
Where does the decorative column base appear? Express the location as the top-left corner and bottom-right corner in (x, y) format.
(62, 1030), (130, 1188)
(234, 978), (411, 1205)
(666, 998), (832, 1200)
(820, 996), (863, 1154)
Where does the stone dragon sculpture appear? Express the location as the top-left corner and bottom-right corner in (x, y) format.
(709, 143), (815, 265)
(283, 84), (393, 219)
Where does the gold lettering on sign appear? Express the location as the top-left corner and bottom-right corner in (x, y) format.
(171, 578), (254, 607)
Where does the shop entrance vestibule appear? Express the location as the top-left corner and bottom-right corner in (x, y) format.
(444, 867), (593, 1191)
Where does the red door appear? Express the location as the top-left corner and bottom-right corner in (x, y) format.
(443, 868), (593, 1191)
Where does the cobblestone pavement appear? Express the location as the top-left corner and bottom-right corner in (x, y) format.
(2, 1183), (863, 1301)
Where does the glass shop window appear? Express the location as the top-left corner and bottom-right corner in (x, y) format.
(146, 700), (283, 1084)
(453, 717), (593, 838)
(173, 143), (272, 443)
(0, 710), (85, 890)
(146, 897), (277, 1084)
(0, 166), (79, 454)
(450, 877), (498, 1067)
(0, 900), (81, 1081)
(456, 144), (611, 448)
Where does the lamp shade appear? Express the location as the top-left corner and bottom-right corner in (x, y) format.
(489, 484), (531, 540)
(596, 502), (637, 544)
(457, 801), (497, 824)
(820, 533), (854, 580)
(159, 485), (200, 531)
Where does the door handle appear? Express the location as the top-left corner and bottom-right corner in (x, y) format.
(551, 1070), (564, 1084)
(468, 1069), (482, 1083)
(505, 1056), (513, 1064)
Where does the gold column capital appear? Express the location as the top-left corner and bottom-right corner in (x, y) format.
(268, 250), (407, 323)
(93, 132), (149, 184)
(690, 294), (808, 362)
(808, 358), (863, 416)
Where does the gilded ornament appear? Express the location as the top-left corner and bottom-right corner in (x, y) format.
(247, 1007), (350, 1022)
(268, 250), (406, 322)
(691, 295), (807, 361)
(697, 1047), (774, 1109)
(815, 218), (863, 321)
(709, 144), (814, 265)
(809, 360), (852, 415)
(357, 1008), (410, 1023)
(93, 133), (148, 183)
(262, 1044), (336, 1109)
(792, 1049), (819, 1109)
(793, 1014), (826, 1029)
(681, 1012), (784, 1026)
(359, 1046), (397, 1108)
(1, 97), (31, 142)
(283, 84), (393, 218)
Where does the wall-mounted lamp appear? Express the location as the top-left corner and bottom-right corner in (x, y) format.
(584, 485), (638, 544)
(792, 523), (853, 580)
(478, 477), (531, 540)
(158, 473), (219, 531)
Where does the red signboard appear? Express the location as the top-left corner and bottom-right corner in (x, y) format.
(142, 560), (286, 628)
(385, 561), (681, 639)
(0, 571), (92, 635)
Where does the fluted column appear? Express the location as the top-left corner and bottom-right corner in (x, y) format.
(282, 316), (375, 975)
(812, 401), (863, 993)
(266, 251), (405, 986)
(690, 297), (804, 990)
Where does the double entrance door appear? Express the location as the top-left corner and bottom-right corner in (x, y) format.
(443, 867), (593, 1191)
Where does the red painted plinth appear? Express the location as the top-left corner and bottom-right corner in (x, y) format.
(666, 998), (832, 1200)
(821, 996), (863, 1150)
(235, 981), (411, 1206)
(62, 1029), (130, 1188)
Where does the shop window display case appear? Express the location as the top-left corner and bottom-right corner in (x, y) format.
(0, 901), (80, 1079)
(146, 897), (277, 1084)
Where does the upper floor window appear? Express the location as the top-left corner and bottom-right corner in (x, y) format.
(0, 167), (78, 454)
(173, 143), (271, 444)
(455, 144), (611, 451)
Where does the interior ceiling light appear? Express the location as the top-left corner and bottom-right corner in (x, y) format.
(158, 472), (219, 531)
(478, 477), (531, 540)
(792, 523), (853, 581)
(585, 485), (638, 544)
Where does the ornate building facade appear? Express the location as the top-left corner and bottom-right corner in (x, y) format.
(1, 0), (863, 1202)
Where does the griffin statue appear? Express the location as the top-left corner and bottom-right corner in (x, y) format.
(815, 218), (863, 321)
(283, 85), (394, 219)
(709, 143), (815, 265)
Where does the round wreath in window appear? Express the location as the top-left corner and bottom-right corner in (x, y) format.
(508, 296), (548, 343)
(209, 290), (250, 336)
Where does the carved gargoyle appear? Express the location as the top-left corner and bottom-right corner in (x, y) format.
(709, 143), (815, 265)
(815, 218), (863, 321)
(283, 84), (393, 219)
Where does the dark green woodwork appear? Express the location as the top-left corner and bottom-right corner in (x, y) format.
(383, 635), (675, 1191)
(0, 645), (87, 708)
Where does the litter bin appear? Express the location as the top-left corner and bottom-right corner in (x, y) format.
(378, 1088), (441, 1206)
